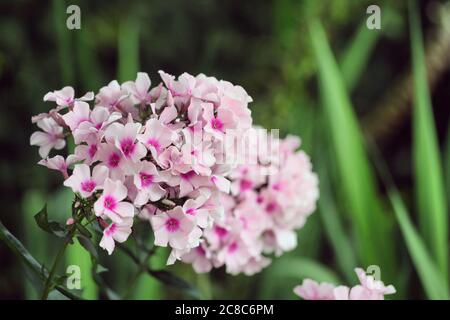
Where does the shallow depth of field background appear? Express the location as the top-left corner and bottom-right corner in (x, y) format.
(1, 0), (450, 299)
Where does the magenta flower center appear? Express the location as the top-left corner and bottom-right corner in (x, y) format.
(103, 195), (117, 210)
(120, 138), (135, 157)
(214, 225), (228, 238)
(140, 173), (154, 187)
(181, 170), (196, 181)
(239, 179), (253, 191)
(81, 180), (96, 193)
(228, 242), (238, 253)
(105, 223), (117, 236)
(165, 218), (180, 232)
(186, 208), (196, 215)
(108, 152), (121, 168)
(196, 246), (206, 256)
(265, 202), (277, 214)
(147, 138), (160, 152)
(88, 144), (98, 159)
(211, 118), (223, 131)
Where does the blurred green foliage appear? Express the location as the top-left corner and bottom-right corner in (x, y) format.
(1, 0), (450, 300)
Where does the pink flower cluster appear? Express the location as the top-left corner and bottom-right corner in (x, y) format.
(173, 133), (319, 275)
(293, 268), (396, 300)
(30, 71), (253, 256)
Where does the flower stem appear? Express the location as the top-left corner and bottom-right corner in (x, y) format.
(40, 236), (71, 300)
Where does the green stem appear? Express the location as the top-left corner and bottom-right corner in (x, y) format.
(40, 234), (72, 300)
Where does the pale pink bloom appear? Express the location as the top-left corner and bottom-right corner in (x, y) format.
(31, 106), (66, 125)
(180, 130), (215, 175)
(73, 106), (121, 143)
(66, 218), (75, 225)
(218, 80), (253, 129)
(99, 218), (133, 255)
(181, 245), (213, 273)
(30, 117), (65, 158)
(158, 70), (196, 98)
(94, 178), (135, 223)
(150, 206), (199, 250)
(210, 175), (231, 193)
(62, 101), (91, 131)
(96, 143), (126, 182)
(217, 238), (251, 275)
(179, 171), (209, 197)
(293, 279), (336, 300)
(63, 164), (108, 198)
(44, 86), (94, 106)
(203, 104), (237, 139)
(122, 72), (152, 105)
(295, 268), (396, 300)
(243, 256), (271, 276)
(137, 118), (174, 160)
(133, 161), (166, 206)
(96, 80), (127, 110)
(74, 136), (100, 165)
(105, 122), (146, 164)
(38, 154), (78, 179)
(182, 197), (210, 228)
(350, 268), (396, 300)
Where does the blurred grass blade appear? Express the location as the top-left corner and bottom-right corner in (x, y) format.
(118, 15), (140, 82)
(260, 257), (342, 299)
(446, 123), (450, 206)
(339, 20), (380, 91)
(0, 220), (82, 300)
(309, 20), (395, 279)
(76, 28), (102, 90)
(390, 191), (449, 299)
(317, 156), (357, 283)
(52, 0), (74, 83)
(409, 0), (448, 281)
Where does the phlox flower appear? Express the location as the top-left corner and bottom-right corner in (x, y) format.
(105, 122), (146, 165)
(63, 164), (108, 198)
(44, 86), (94, 106)
(99, 218), (133, 255)
(294, 268), (396, 300)
(293, 279), (336, 300)
(203, 104), (237, 139)
(38, 154), (78, 179)
(62, 101), (91, 132)
(30, 117), (65, 158)
(180, 245), (213, 273)
(96, 80), (127, 110)
(137, 118), (174, 160)
(72, 106), (122, 143)
(182, 196), (211, 228)
(94, 178), (135, 223)
(122, 72), (152, 105)
(133, 161), (166, 206)
(150, 206), (201, 250)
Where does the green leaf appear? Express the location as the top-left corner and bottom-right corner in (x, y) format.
(309, 19), (395, 279)
(148, 270), (201, 300)
(409, 0), (448, 282)
(76, 235), (98, 260)
(0, 220), (83, 300)
(390, 191), (449, 299)
(76, 223), (92, 238)
(339, 19), (380, 91)
(95, 263), (109, 274)
(34, 205), (67, 238)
